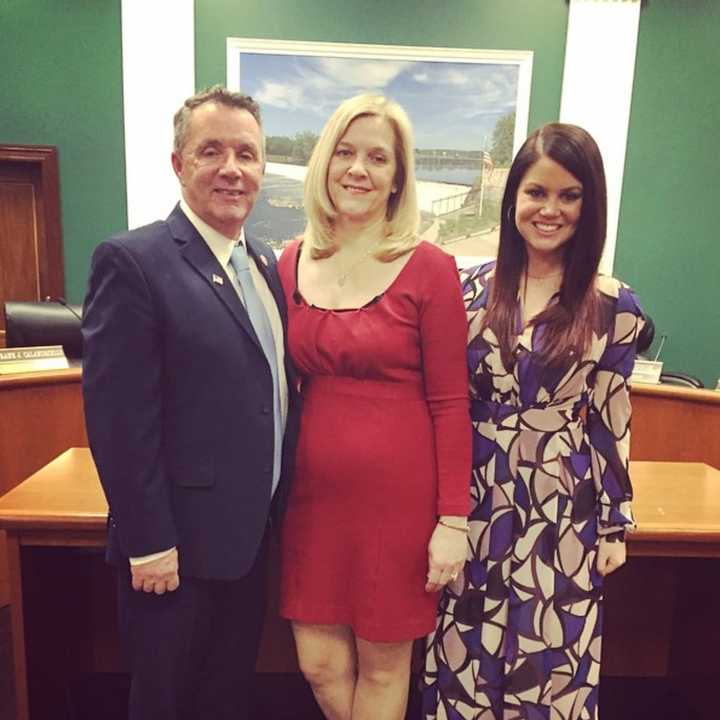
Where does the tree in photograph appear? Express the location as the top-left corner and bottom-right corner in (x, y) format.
(490, 111), (515, 167)
(291, 130), (319, 163)
(267, 136), (293, 157)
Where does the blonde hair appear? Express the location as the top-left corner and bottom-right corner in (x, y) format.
(303, 94), (419, 261)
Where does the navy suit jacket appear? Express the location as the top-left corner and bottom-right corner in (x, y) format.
(82, 205), (299, 580)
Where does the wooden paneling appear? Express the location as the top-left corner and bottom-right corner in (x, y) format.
(0, 182), (40, 329)
(0, 368), (86, 607)
(0, 145), (64, 322)
(630, 383), (720, 469)
(604, 557), (680, 676)
(0, 369), (86, 497)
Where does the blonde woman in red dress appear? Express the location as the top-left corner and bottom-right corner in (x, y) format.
(277, 94), (472, 720)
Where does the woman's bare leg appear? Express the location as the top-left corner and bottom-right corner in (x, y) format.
(352, 637), (413, 720)
(292, 622), (357, 720)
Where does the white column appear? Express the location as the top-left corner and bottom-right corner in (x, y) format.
(121, 0), (195, 229)
(560, 0), (641, 274)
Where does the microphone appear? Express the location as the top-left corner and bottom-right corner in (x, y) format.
(653, 333), (667, 362)
(44, 296), (82, 323)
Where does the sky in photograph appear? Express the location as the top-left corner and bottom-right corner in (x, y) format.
(237, 53), (519, 151)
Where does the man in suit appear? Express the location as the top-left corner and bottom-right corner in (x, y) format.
(82, 86), (297, 720)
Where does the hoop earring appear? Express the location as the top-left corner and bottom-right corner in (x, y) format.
(506, 204), (516, 223)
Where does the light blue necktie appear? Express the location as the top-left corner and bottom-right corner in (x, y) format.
(230, 244), (282, 496)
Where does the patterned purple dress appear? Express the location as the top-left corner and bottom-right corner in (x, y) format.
(424, 263), (643, 720)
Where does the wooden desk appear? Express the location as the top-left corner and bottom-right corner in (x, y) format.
(0, 448), (102, 720)
(0, 368), (87, 607)
(602, 461), (720, 679)
(0, 450), (719, 719)
(0, 448), (296, 719)
(628, 460), (720, 555)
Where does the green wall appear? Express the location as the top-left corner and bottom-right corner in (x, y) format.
(198, 0), (719, 385)
(616, 0), (720, 387)
(195, 0), (569, 138)
(0, 0), (716, 386)
(0, 0), (126, 303)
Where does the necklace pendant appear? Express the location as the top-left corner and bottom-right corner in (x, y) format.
(336, 239), (380, 288)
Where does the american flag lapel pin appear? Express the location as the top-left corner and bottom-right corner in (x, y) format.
(212, 273), (224, 285)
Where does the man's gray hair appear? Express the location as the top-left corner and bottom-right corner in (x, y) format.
(173, 85), (263, 154)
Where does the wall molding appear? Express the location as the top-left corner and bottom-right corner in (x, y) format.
(121, 1), (195, 229)
(560, 0), (642, 274)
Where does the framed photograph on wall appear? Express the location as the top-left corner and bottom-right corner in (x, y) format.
(227, 38), (533, 265)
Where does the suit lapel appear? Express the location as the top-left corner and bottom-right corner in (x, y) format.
(166, 205), (263, 351)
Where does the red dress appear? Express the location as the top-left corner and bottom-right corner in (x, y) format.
(278, 239), (471, 641)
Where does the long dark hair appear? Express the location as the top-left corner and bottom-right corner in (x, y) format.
(484, 123), (607, 367)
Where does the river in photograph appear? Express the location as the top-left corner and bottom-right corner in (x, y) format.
(246, 169), (479, 248)
(245, 174), (306, 248)
(415, 166), (479, 185)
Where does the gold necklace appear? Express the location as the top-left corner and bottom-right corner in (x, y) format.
(526, 270), (563, 281)
(337, 241), (381, 287)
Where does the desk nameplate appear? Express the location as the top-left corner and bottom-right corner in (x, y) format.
(0, 345), (69, 374)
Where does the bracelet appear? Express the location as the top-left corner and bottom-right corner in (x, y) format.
(437, 519), (469, 533)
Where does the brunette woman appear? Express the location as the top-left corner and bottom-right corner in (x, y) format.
(424, 123), (643, 720)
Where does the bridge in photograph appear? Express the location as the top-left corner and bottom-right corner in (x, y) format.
(265, 162), (472, 215)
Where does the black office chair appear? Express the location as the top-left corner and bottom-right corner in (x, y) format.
(659, 371), (704, 389)
(636, 313), (655, 356)
(4, 299), (83, 359)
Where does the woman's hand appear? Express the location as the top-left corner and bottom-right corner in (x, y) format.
(596, 536), (627, 576)
(425, 517), (468, 592)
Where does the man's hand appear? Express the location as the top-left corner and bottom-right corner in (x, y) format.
(131, 548), (180, 594)
(596, 537), (626, 577)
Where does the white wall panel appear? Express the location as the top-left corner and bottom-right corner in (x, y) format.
(560, 0), (641, 274)
(122, 1), (195, 229)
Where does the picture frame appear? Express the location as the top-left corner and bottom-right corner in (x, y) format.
(227, 38), (533, 264)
